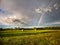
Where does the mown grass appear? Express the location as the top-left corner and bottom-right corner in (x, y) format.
(0, 30), (60, 45)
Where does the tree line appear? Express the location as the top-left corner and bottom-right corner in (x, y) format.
(0, 26), (60, 31)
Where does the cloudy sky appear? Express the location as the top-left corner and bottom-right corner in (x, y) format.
(0, 0), (60, 28)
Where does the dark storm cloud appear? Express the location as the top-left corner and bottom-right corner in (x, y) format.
(12, 19), (28, 25)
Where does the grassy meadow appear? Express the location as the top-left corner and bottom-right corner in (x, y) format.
(0, 29), (60, 45)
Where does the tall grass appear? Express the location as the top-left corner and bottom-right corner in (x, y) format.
(0, 30), (60, 45)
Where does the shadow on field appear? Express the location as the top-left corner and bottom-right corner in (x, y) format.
(0, 31), (55, 37)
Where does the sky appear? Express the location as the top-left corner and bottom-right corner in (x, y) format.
(0, 0), (60, 28)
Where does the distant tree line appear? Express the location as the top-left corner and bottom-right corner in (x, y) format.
(0, 26), (60, 31)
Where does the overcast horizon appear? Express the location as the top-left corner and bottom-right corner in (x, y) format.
(0, 0), (60, 28)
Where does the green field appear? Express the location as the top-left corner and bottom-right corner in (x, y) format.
(0, 30), (60, 45)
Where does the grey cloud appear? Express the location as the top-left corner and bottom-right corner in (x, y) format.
(0, 0), (60, 27)
(40, 7), (60, 25)
(12, 19), (28, 25)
